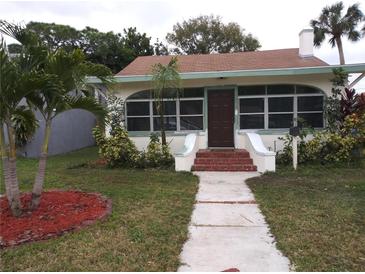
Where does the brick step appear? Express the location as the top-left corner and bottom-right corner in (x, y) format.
(194, 158), (253, 165)
(196, 151), (250, 158)
(192, 164), (257, 172)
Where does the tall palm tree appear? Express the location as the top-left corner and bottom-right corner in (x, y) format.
(29, 49), (111, 209)
(151, 57), (181, 145)
(0, 34), (42, 216)
(310, 1), (364, 65)
(1, 21), (112, 212)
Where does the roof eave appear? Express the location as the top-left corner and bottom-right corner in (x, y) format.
(86, 63), (365, 84)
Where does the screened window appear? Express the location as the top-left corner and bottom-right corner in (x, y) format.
(297, 96), (324, 128)
(126, 88), (204, 131)
(239, 98), (265, 129)
(238, 85), (324, 130)
(126, 102), (149, 116)
(267, 85), (294, 95)
(238, 86), (265, 96)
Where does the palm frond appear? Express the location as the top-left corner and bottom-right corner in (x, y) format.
(64, 95), (108, 122)
(152, 56), (181, 100)
(0, 20), (39, 48)
(310, 1), (364, 51)
(347, 30), (361, 41)
(11, 105), (38, 147)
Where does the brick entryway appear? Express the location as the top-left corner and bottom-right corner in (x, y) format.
(192, 149), (257, 171)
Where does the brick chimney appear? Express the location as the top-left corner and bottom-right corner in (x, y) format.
(299, 28), (314, 57)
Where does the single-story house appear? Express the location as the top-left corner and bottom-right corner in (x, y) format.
(88, 28), (365, 173)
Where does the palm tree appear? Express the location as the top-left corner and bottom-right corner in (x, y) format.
(1, 21), (112, 212)
(151, 57), (181, 145)
(0, 34), (42, 216)
(310, 1), (364, 65)
(29, 49), (111, 209)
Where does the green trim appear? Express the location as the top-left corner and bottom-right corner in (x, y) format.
(86, 63), (365, 84)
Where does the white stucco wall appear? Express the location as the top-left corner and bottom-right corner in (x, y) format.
(112, 74), (333, 155)
(130, 132), (208, 154)
(111, 74), (333, 101)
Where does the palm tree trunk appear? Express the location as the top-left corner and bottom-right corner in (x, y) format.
(159, 99), (166, 145)
(31, 120), (51, 210)
(336, 37), (346, 65)
(6, 122), (22, 217)
(0, 125), (12, 204)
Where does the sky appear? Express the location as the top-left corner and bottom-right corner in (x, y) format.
(1, 0), (365, 89)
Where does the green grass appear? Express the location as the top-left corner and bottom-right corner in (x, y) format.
(246, 161), (365, 272)
(0, 147), (198, 271)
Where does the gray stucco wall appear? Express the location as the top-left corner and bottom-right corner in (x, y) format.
(18, 109), (97, 158)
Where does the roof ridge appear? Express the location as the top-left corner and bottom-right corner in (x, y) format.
(134, 48), (300, 59)
(117, 48), (329, 76)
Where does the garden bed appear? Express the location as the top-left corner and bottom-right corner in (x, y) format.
(0, 190), (112, 247)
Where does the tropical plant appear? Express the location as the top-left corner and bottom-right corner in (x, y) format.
(276, 126), (314, 165)
(12, 106), (39, 147)
(325, 68), (364, 133)
(26, 49), (111, 209)
(106, 95), (125, 136)
(310, 1), (364, 65)
(93, 126), (140, 168)
(146, 133), (174, 168)
(0, 23), (45, 216)
(151, 57), (181, 146)
(325, 68), (348, 132)
(1, 20), (112, 212)
(166, 15), (261, 54)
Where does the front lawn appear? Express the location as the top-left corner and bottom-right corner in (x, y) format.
(247, 162), (365, 272)
(0, 147), (198, 271)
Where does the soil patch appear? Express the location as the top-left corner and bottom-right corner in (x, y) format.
(0, 190), (112, 248)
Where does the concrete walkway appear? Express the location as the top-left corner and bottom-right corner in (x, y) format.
(178, 172), (290, 272)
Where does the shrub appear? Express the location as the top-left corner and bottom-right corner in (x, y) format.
(276, 127), (313, 165)
(305, 132), (357, 163)
(146, 133), (174, 168)
(106, 95), (125, 137)
(277, 112), (365, 165)
(93, 128), (175, 169)
(93, 126), (140, 168)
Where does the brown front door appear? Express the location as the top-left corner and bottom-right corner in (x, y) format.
(208, 89), (234, 147)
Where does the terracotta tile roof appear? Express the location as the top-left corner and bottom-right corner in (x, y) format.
(117, 48), (329, 76)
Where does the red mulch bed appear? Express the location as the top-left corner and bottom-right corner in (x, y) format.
(0, 190), (112, 248)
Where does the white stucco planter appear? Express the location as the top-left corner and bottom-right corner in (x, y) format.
(239, 132), (276, 173)
(174, 133), (199, 171)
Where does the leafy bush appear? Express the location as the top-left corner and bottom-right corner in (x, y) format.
(276, 127), (313, 165)
(277, 113), (365, 165)
(93, 128), (174, 169)
(305, 132), (357, 163)
(93, 126), (140, 168)
(145, 133), (174, 168)
(106, 95), (125, 136)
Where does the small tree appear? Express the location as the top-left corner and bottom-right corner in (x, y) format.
(151, 57), (181, 146)
(310, 1), (364, 65)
